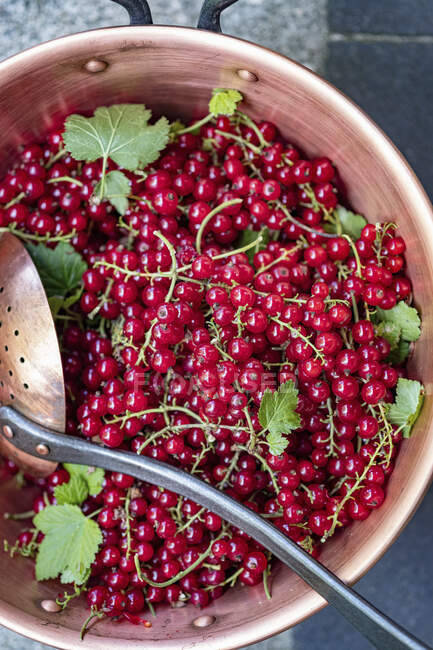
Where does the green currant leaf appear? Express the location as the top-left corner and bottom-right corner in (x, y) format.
(238, 227), (270, 264)
(94, 170), (131, 215)
(326, 205), (367, 240)
(388, 378), (425, 438)
(259, 380), (301, 455)
(54, 475), (88, 506)
(63, 105), (169, 170)
(63, 464), (104, 497)
(375, 321), (401, 350)
(209, 88), (243, 116)
(34, 505), (102, 583)
(26, 242), (87, 299)
(60, 567), (90, 586)
(266, 430), (290, 456)
(386, 339), (411, 365)
(376, 301), (421, 342)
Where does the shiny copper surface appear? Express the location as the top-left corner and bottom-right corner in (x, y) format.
(0, 232), (63, 475)
(0, 25), (432, 650)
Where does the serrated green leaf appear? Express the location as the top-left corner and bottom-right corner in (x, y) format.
(375, 321), (401, 350)
(63, 464), (104, 497)
(63, 105), (169, 171)
(209, 88), (243, 116)
(388, 378), (424, 438)
(266, 430), (290, 456)
(327, 205), (367, 240)
(60, 567), (89, 585)
(259, 380), (301, 454)
(54, 475), (88, 506)
(376, 301), (421, 342)
(94, 170), (131, 214)
(26, 242), (87, 299)
(34, 505), (102, 583)
(386, 339), (411, 365)
(238, 227), (270, 264)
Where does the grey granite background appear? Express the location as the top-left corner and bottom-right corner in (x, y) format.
(0, 1), (432, 649)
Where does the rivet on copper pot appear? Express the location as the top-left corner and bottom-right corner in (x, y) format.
(35, 443), (50, 456)
(2, 425), (13, 439)
(83, 59), (108, 73)
(236, 69), (258, 82)
(40, 599), (61, 613)
(192, 614), (216, 628)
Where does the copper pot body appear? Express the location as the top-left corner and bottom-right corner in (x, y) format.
(0, 25), (432, 650)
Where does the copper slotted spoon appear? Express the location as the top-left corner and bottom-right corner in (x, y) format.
(0, 231), (428, 650)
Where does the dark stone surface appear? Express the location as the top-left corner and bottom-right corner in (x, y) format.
(326, 40), (433, 197)
(329, 0), (433, 35)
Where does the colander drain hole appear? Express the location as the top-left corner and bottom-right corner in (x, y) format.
(19, 357), (25, 364)
(8, 370), (12, 377)
(0, 287), (3, 293)
(14, 330), (19, 336)
(23, 383), (29, 390)
(6, 306), (11, 312)
(4, 345), (8, 352)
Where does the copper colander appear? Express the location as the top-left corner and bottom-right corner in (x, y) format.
(0, 1), (432, 648)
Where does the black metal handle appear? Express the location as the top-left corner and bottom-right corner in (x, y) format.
(110, 0), (153, 25)
(110, 0), (240, 31)
(197, 0), (240, 32)
(0, 405), (430, 650)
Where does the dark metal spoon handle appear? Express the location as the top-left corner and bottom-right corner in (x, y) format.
(0, 406), (429, 650)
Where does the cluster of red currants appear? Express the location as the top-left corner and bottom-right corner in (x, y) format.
(0, 110), (411, 623)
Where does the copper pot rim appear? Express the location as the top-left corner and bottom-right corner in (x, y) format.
(0, 24), (432, 650)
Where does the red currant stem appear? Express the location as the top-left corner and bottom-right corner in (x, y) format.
(376, 402), (395, 467)
(181, 235), (263, 274)
(195, 198), (243, 254)
(243, 407), (256, 449)
(191, 445), (212, 475)
(176, 506), (205, 534)
(276, 201), (336, 239)
(46, 147), (66, 168)
(326, 398), (338, 457)
(4, 191), (25, 209)
(324, 437), (386, 541)
(80, 607), (104, 641)
(272, 317), (325, 362)
(217, 449), (240, 489)
(351, 293), (359, 323)
(88, 279), (114, 320)
(204, 567), (243, 591)
(263, 564), (272, 600)
(135, 532), (224, 588)
(86, 507), (103, 519)
(136, 427), (170, 454)
(107, 404), (207, 428)
(56, 578), (89, 610)
(237, 112), (269, 148)
(47, 176), (84, 188)
(174, 113), (213, 135)
(124, 488), (133, 559)
(238, 445), (280, 495)
(214, 129), (262, 155)
(254, 245), (302, 277)
(137, 317), (158, 364)
(342, 234), (363, 278)
(154, 231), (178, 302)
(0, 225), (76, 244)
(3, 510), (34, 520)
(145, 598), (156, 618)
(340, 327), (354, 349)
(299, 535), (315, 555)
